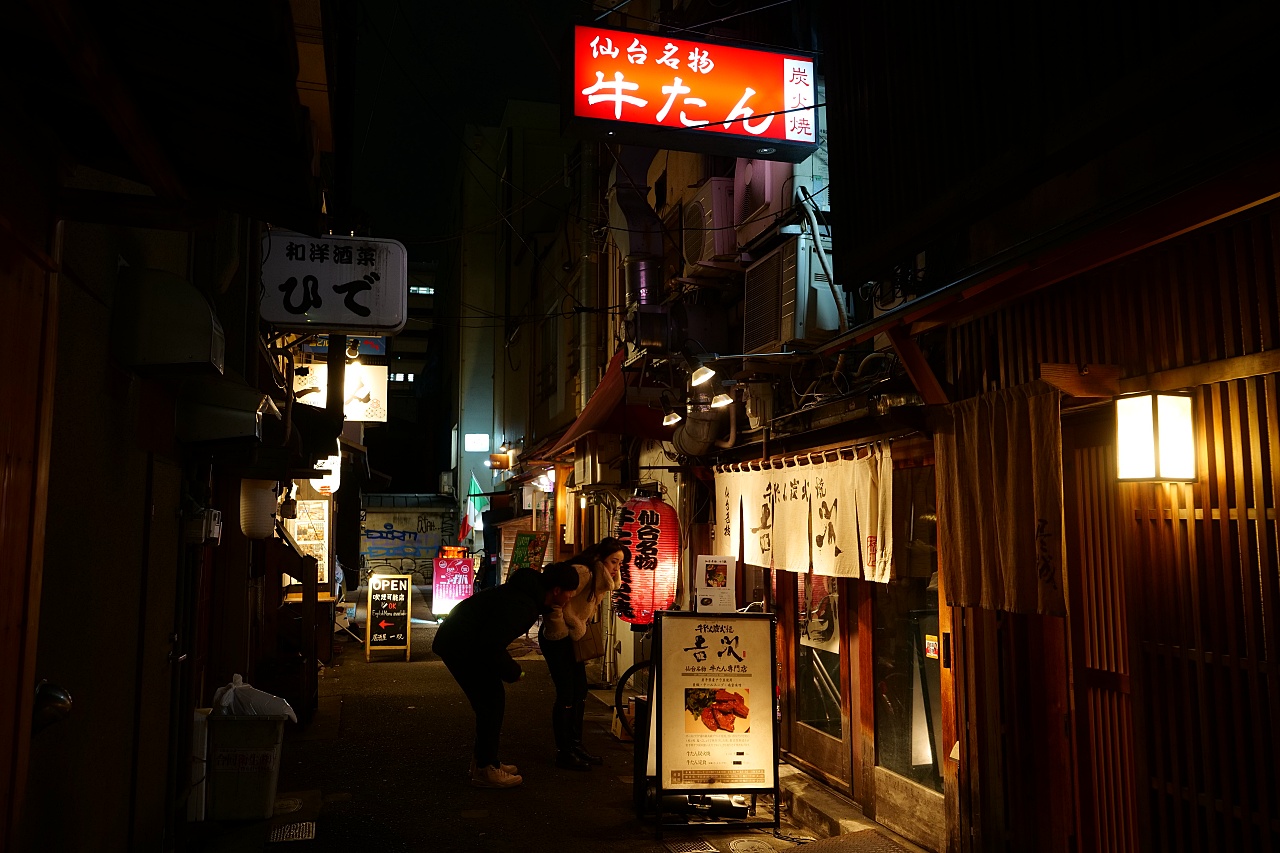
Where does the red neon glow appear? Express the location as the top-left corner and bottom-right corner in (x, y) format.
(572, 25), (816, 146)
(614, 496), (681, 625)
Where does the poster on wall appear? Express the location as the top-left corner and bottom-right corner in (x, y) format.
(653, 611), (777, 796)
(693, 555), (736, 613)
(288, 499), (329, 583)
(432, 558), (477, 617)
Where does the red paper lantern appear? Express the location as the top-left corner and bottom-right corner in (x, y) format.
(614, 496), (681, 626)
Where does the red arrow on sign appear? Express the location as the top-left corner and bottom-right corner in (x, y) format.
(378, 619), (394, 629)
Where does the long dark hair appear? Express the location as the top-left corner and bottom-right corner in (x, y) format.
(570, 536), (628, 567)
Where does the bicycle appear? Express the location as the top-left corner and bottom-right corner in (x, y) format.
(613, 633), (653, 740)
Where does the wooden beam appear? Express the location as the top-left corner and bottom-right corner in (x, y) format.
(1118, 349), (1280, 393)
(886, 325), (950, 405)
(1039, 363), (1122, 398)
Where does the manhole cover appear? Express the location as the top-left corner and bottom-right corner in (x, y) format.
(268, 822), (316, 842)
(273, 798), (304, 815)
(729, 840), (776, 853)
(663, 838), (718, 853)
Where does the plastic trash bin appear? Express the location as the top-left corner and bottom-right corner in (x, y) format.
(205, 714), (288, 820)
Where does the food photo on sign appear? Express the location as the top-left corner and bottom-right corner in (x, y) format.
(684, 688), (750, 734)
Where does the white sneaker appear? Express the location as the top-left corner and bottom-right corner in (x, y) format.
(470, 764), (523, 789)
(469, 758), (519, 777)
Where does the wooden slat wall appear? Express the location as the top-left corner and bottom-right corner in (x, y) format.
(1131, 379), (1280, 851)
(1066, 439), (1139, 853)
(946, 205), (1280, 851)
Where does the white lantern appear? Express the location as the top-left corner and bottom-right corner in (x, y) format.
(239, 479), (279, 539)
(1116, 391), (1196, 481)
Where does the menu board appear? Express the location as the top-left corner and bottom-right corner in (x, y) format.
(653, 611), (777, 793)
(365, 574), (411, 661)
(509, 531), (550, 573)
(431, 558), (477, 616)
(693, 555), (735, 613)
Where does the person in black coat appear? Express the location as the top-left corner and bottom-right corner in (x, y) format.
(432, 562), (580, 788)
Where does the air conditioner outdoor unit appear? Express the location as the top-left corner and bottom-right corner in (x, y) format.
(682, 177), (736, 267)
(574, 433), (621, 487)
(733, 158), (794, 248)
(742, 232), (839, 354)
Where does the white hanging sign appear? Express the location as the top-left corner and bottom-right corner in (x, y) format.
(261, 230), (408, 333)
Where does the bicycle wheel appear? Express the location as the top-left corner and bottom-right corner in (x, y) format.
(613, 659), (651, 739)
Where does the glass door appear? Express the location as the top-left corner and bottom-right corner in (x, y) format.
(776, 569), (852, 790)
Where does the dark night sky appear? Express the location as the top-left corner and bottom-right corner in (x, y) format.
(352, 0), (584, 259)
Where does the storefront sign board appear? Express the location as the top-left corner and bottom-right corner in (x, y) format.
(568, 24), (819, 163)
(432, 557), (476, 616)
(652, 611), (778, 800)
(509, 531), (550, 573)
(366, 574), (411, 661)
(261, 230), (407, 333)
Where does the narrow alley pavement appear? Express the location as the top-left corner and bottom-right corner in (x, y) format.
(190, 587), (926, 853)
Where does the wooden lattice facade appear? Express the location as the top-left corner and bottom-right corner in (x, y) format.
(943, 204), (1280, 851)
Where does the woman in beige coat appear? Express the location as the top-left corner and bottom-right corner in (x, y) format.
(538, 537), (625, 770)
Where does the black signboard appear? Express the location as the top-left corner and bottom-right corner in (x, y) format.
(366, 574), (411, 661)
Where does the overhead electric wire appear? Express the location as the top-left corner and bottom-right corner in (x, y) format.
(581, 0), (818, 57)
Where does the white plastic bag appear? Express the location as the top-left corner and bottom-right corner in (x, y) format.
(211, 674), (297, 723)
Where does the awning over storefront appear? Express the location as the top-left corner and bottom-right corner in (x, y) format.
(545, 349), (676, 457)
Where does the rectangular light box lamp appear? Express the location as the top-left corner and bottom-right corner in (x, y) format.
(1116, 391), (1197, 481)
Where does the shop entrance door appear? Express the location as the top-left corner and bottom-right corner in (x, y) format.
(0, 228), (58, 847)
(776, 570), (852, 791)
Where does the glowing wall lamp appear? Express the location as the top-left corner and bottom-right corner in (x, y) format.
(614, 495), (681, 626)
(1116, 391), (1196, 481)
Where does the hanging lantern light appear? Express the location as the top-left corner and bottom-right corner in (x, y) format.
(614, 495), (681, 626)
(239, 479), (279, 539)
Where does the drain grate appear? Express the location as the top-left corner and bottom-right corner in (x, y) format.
(663, 838), (719, 853)
(728, 840), (776, 853)
(268, 822), (316, 842)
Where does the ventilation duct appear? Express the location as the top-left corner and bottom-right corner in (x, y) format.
(625, 254), (663, 306)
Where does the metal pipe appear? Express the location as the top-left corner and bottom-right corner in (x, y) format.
(327, 333), (346, 423)
(798, 186), (847, 333)
(579, 143), (600, 411)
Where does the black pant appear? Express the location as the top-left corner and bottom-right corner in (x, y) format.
(538, 628), (587, 750)
(442, 654), (505, 768)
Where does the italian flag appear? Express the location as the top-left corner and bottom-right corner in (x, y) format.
(458, 472), (490, 542)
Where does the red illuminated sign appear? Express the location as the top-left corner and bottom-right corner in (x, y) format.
(568, 25), (819, 163)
